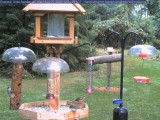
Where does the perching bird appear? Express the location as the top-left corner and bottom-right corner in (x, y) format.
(74, 95), (86, 102)
(7, 86), (11, 97)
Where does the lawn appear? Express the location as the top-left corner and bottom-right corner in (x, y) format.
(1, 51), (160, 120)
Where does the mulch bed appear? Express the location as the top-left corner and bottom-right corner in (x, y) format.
(94, 86), (120, 92)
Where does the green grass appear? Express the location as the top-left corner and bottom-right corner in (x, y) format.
(1, 54), (160, 120)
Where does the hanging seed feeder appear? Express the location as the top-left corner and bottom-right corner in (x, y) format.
(128, 45), (158, 58)
(128, 44), (158, 83)
(2, 47), (36, 109)
(32, 57), (69, 101)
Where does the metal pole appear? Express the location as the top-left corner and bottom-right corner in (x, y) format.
(120, 37), (125, 102)
(113, 32), (128, 120)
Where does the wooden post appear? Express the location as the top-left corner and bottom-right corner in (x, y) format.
(106, 48), (113, 90)
(46, 44), (63, 110)
(54, 72), (60, 109)
(10, 62), (23, 109)
(69, 16), (74, 38)
(106, 63), (111, 89)
(35, 16), (43, 37)
(48, 72), (60, 110)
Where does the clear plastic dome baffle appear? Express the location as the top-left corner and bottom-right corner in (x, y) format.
(128, 45), (158, 58)
(32, 57), (70, 73)
(2, 47), (36, 63)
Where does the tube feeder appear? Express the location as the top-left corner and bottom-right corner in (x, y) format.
(85, 57), (94, 94)
(32, 57), (69, 110)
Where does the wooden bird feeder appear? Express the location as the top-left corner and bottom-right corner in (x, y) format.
(23, 3), (85, 45)
(19, 4), (88, 120)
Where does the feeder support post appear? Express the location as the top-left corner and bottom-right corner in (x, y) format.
(106, 47), (114, 90)
(106, 63), (111, 89)
(46, 44), (64, 110)
(10, 62), (23, 109)
(34, 13), (45, 37)
(69, 15), (75, 38)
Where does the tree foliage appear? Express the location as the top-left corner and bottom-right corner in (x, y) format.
(0, 2), (160, 75)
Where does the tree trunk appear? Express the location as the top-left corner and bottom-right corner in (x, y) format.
(10, 63), (23, 110)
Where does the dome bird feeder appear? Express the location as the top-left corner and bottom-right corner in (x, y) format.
(128, 45), (158, 58)
(19, 4), (88, 120)
(19, 57), (88, 119)
(32, 57), (69, 101)
(2, 47), (36, 109)
(128, 45), (158, 83)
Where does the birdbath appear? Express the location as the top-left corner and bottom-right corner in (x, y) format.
(2, 47), (36, 109)
(128, 44), (158, 83)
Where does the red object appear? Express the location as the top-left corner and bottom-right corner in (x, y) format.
(139, 52), (147, 58)
(132, 76), (151, 83)
(46, 93), (55, 99)
(94, 86), (120, 93)
(85, 86), (93, 94)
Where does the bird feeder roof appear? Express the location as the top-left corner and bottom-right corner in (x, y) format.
(128, 45), (158, 58)
(32, 57), (70, 73)
(23, 3), (85, 14)
(2, 47), (36, 63)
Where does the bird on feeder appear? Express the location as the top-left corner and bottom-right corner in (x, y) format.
(74, 95), (86, 102)
(7, 86), (11, 97)
(67, 95), (86, 111)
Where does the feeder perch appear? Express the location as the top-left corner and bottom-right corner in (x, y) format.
(23, 4), (85, 45)
(2, 47), (36, 109)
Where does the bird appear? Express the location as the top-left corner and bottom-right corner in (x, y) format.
(74, 95), (86, 102)
(7, 86), (11, 97)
